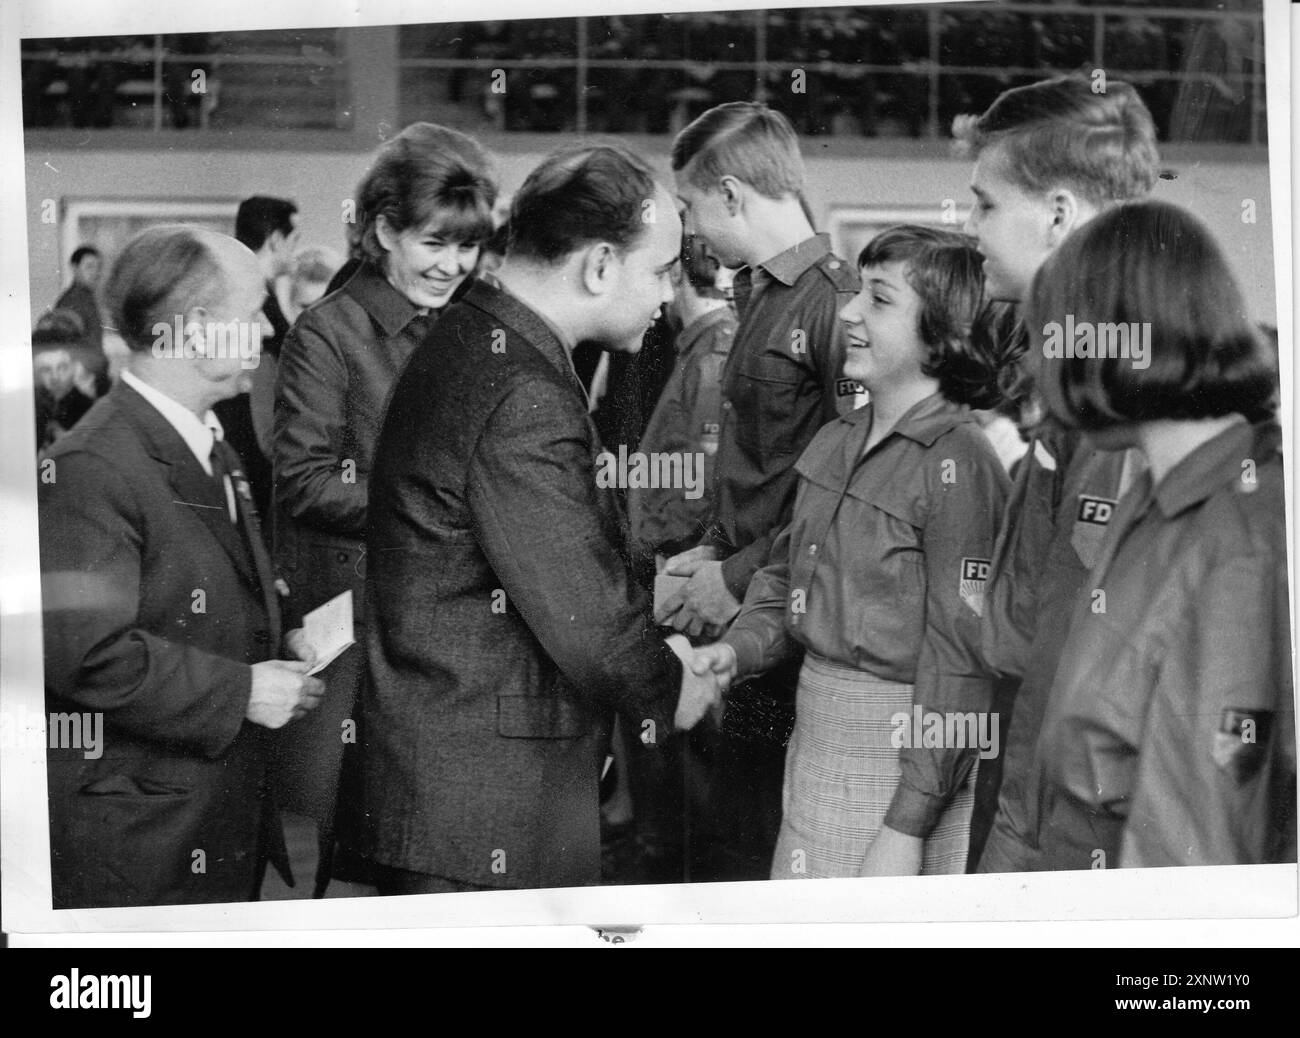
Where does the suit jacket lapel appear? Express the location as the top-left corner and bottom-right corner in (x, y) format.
(115, 383), (260, 592)
(221, 441), (283, 651)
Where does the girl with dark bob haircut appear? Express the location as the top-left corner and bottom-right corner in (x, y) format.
(354, 122), (497, 267)
(692, 225), (1012, 878)
(272, 122), (498, 895)
(857, 225), (1012, 412)
(1020, 199), (1292, 869)
(1027, 200), (1275, 431)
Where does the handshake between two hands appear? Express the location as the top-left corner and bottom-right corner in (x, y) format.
(653, 544), (741, 639)
(658, 545), (744, 731)
(667, 638), (739, 731)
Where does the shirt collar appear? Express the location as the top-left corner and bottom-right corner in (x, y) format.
(676, 306), (733, 354)
(754, 232), (832, 288)
(1152, 415), (1254, 519)
(120, 369), (223, 475)
(343, 260), (428, 338)
(848, 390), (972, 449)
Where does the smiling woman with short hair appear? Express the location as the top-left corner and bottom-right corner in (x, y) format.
(270, 121), (498, 896)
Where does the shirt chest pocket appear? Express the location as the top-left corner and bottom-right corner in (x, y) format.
(841, 477), (927, 628)
(795, 464), (925, 625)
(730, 348), (813, 461)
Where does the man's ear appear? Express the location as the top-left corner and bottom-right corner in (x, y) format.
(182, 305), (212, 356)
(1046, 187), (1084, 248)
(580, 242), (620, 296)
(718, 176), (744, 218)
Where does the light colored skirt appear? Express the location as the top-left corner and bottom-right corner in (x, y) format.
(770, 653), (976, 879)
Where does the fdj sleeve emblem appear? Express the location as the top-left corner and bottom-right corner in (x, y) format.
(1072, 495), (1118, 569)
(959, 557), (991, 617)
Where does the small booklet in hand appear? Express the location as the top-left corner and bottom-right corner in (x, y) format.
(302, 590), (356, 676)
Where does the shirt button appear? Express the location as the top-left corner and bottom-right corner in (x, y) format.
(808, 544), (818, 556)
(827, 260), (840, 270)
(722, 401), (732, 411)
(336, 551), (349, 563)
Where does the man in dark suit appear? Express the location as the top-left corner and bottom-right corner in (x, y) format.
(355, 145), (719, 894)
(39, 226), (324, 909)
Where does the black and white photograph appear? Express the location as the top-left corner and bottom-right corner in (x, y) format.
(0, 0), (1295, 946)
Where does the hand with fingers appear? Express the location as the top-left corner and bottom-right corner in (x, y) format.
(654, 545), (740, 637)
(247, 660), (325, 729)
(673, 642), (739, 730)
(283, 627), (318, 668)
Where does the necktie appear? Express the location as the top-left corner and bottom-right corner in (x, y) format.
(209, 438), (240, 524)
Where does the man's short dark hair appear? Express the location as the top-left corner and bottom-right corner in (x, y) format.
(1028, 200), (1275, 430)
(508, 144), (658, 265)
(70, 246), (100, 267)
(234, 196), (298, 252)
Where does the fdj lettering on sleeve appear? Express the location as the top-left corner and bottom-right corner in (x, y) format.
(1077, 495), (1117, 525)
(959, 557), (991, 616)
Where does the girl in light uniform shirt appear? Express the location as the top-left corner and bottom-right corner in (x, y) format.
(693, 226), (1012, 878)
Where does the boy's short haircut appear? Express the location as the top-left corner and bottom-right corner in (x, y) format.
(953, 75), (1159, 207)
(680, 234), (725, 298)
(671, 102), (805, 199)
(858, 225), (1002, 410)
(508, 144), (657, 265)
(1027, 200), (1275, 430)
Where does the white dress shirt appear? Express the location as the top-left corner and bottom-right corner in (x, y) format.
(121, 369), (235, 520)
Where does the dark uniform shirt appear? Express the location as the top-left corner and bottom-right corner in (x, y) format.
(1037, 418), (1294, 869)
(722, 392), (1010, 837)
(704, 233), (861, 599)
(629, 305), (737, 556)
(976, 427), (1138, 872)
